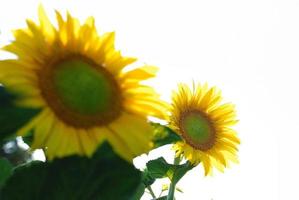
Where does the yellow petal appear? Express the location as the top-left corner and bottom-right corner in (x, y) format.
(26, 19), (47, 50)
(122, 85), (158, 97)
(67, 127), (84, 156)
(103, 126), (134, 161)
(202, 155), (212, 176)
(65, 12), (80, 49)
(100, 32), (115, 51)
(121, 66), (158, 81)
(55, 126), (70, 158)
(38, 5), (56, 41)
(15, 96), (45, 108)
(219, 131), (240, 144)
(12, 28), (33, 46)
(45, 122), (64, 160)
(209, 103), (236, 120)
(88, 128), (106, 145)
(31, 111), (55, 149)
(77, 129), (97, 157)
(107, 112), (154, 161)
(55, 10), (68, 45)
(108, 57), (137, 75)
(211, 150), (227, 167)
(16, 109), (48, 136)
(77, 20), (96, 52)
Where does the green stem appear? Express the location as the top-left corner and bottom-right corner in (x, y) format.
(167, 156), (181, 200)
(167, 181), (176, 200)
(147, 186), (156, 200)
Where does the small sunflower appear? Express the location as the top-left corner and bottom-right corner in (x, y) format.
(0, 6), (167, 161)
(170, 83), (240, 175)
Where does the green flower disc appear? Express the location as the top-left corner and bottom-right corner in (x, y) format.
(53, 58), (115, 115)
(182, 112), (213, 145)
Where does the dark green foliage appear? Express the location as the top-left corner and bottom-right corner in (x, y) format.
(130, 183), (146, 200)
(130, 169), (156, 200)
(141, 168), (155, 187)
(0, 143), (141, 200)
(0, 86), (40, 141)
(0, 158), (13, 187)
(21, 130), (34, 146)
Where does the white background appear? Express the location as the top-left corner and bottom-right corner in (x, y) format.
(1, 0), (298, 199)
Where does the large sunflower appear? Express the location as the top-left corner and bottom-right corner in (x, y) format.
(0, 6), (167, 161)
(170, 83), (240, 175)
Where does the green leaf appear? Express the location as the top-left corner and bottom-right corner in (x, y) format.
(0, 86), (40, 141)
(146, 157), (173, 179)
(0, 143), (142, 200)
(141, 168), (155, 187)
(134, 167), (162, 199)
(171, 162), (194, 185)
(130, 183), (145, 200)
(0, 158), (13, 187)
(146, 157), (195, 185)
(151, 123), (181, 148)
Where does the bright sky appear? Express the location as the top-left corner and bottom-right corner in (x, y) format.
(1, 0), (298, 199)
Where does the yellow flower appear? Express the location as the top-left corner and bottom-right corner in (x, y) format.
(170, 83), (240, 175)
(0, 6), (167, 161)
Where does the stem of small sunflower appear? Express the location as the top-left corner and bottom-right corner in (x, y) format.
(147, 186), (157, 199)
(167, 156), (181, 200)
(167, 182), (176, 200)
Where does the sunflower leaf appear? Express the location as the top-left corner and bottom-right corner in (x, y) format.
(142, 168), (155, 187)
(146, 157), (173, 179)
(151, 123), (181, 148)
(171, 161), (194, 185)
(130, 183), (146, 200)
(0, 142), (142, 200)
(146, 157), (194, 185)
(0, 158), (13, 188)
(0, 86), (40, 141)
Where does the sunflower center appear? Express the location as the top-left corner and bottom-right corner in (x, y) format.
(180, 111), (215, 150)
(53, 59), (113, 115)
(39, 56), (121, 128)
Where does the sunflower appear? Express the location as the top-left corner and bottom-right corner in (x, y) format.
(0, 6), (167, 161)
(170, 83), (240, 175)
